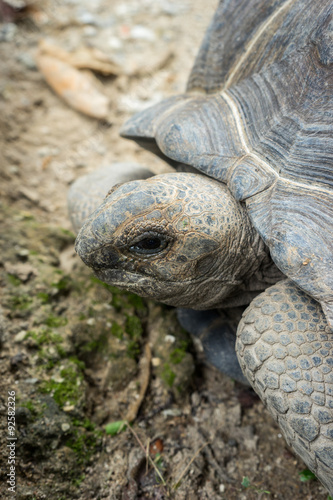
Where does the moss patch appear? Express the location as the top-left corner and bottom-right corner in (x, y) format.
(65, 418), (102, 466)
(39, 358), (85, 408)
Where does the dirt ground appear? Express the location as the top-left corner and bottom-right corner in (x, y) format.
(0, 1), (330, 499)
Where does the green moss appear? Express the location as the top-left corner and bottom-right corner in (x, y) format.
(20, 400), (37, 413)
(69, 357), (85, 371)
(161, 364), (176, 387)
(37, 292), (51, 304)
(18, 211), (35, 221)
(169, 348), (186, 365)
(72, 474), (86, 488)
(45, 314), (68, 328)
(90, 276), (147, 314)
(125, 315), (143, 339)
(110, 322), (124, 340)
(65, 418), (102, 466)
(19, 400), (47, 421)
(27, 328), (63, 346)
(27, 327), (67, 367)
(72, 418), (95, 431)
(59, 228), (76, 239)
(7, 273), (21, 287)
(111, 293), (128, 311)
(90, 276), (118, 294)
(127, 293), (146, 312)
(9, 293), (33, 310)
(80, 331), (108, 353)
(51, 275), (73, 293)
(39, 359), (85, 407)
(169, 341), (188, 365)
(126, 340), (141, 359)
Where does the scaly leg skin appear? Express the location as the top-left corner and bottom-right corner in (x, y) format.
(236, 280), (333, 496)
(177, 308), (249, 385)
(68, 163), (154, 233)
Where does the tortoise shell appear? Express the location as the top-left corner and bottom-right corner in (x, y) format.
(120, 0), (333, 328)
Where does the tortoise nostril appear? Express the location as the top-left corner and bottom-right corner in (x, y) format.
(78, 245), (120, 270)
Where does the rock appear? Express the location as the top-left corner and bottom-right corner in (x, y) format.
(14, 330), (27, 343)
(0, 23), (17, 43)
(10, 352), (28, 370)
(5, 262), (37, 282)
(129, 25), (156, 41)
(18, 186), (40, 204)
(17, 52), (37, 71)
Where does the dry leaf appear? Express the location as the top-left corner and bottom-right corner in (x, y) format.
(39, 38), (123, 75)
(36, 52), (109, 119)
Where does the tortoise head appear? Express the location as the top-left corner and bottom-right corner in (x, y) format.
(75, 172), (260, 309)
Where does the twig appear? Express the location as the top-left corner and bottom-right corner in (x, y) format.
(125, 343), (152, 422)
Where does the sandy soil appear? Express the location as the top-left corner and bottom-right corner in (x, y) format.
(0, 1), (329, 499)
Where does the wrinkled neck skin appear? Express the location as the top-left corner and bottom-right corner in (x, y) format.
(75, 172), (281, 310)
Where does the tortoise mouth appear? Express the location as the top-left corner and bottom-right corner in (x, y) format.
(91, 267), (181, 302)
(91, 266), (236, 309)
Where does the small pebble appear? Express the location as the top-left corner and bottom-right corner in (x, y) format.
(63, 405), (75, 412)
(162, 408), (182, 417)
(0, 23), (17, 43)
(83, 26), (97, 37)
(151, 357), (161, 367)
(17, 248), (29, 258)
(164, 334), (176, 343)
(107, 36), (123, 50)
(5, 0), (26, 7)
(17, 53), (37, 71)
(24, 378), (39, 384)
(14, 330), (27, 343)
(61, 423), (71, 432)
(191, 392), (201, 407)
(8, 165), (19, 175)
(37, 146), (60, 158)
(76, 11), (96, 25)
(130, 25), (156, 41)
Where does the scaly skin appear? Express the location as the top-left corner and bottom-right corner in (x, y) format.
(237, 280), (333, 495)
(75, 172), (277, 309)
(71, 168), (333, 495)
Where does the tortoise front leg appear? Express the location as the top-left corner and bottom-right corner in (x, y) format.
(236, 280), (333, 496)
(177, 308), (249, 385)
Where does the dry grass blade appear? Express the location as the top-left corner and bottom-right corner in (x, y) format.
(172, 441), (210, 490)
(124, 420), (167, 487)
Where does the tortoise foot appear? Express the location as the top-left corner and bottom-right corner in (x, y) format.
(236, 280), (333, 496)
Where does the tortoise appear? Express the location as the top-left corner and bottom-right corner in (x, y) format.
(68, 0), (333, 494)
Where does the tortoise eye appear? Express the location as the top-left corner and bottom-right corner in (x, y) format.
(129, 233), (169, 255)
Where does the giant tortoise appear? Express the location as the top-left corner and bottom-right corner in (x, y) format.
(69, 0), (333, 494)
